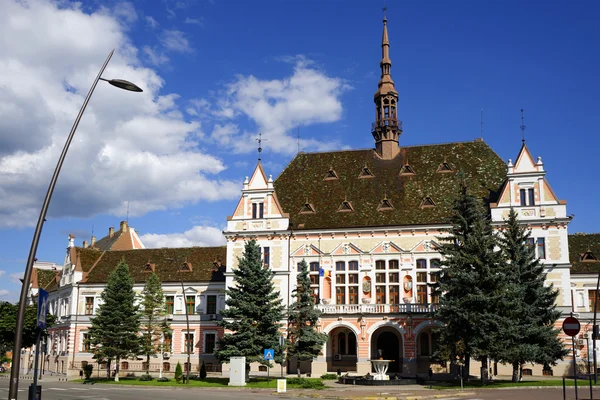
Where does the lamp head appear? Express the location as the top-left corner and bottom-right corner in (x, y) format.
(107, 79), (143, 92)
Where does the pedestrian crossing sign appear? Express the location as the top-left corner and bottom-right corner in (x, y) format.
(263, 349), (274, 360)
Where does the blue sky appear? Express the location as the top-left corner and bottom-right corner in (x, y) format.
(0, 0), (598, 301)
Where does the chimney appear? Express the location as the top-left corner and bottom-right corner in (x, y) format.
(91, 236), (96, 246)
(109, 227), (115, 238)
(68, 234), (75, 248)
(83, 240), (88, 249)
(120, 220), (129, 232)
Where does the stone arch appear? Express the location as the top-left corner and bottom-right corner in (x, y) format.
(413, 320), (444, 336)
(323, 320), (361, 337)
(367, 320), (406, 336)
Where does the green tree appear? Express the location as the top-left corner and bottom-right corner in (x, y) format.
(199, 361), (207, 379)
(175, 361), (183, 383)
(433, 178), (508, 380)
(215, 239), (285, 370)
(88, 260), (141, 381)
(140, 272), (169, 375)
(0, 301), (56, 356)
(287, 259), (327, 377)
(497, 208), (567, 381)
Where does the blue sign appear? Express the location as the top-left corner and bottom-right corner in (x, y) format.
(37, 288), (49, 329)
(319, 268), (324, 277)
(263, 349), (274, 360)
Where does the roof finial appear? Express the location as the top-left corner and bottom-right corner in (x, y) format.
(256, 133), (267, 162)
(520, 108), (526, 144)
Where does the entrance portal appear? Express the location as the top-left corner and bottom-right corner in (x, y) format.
(327, 327), (358, 372)
(371, 328), (402, 374)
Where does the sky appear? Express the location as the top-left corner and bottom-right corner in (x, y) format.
(0, 0), (598, 301)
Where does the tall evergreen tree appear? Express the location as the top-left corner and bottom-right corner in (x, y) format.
(140, 272), (169, 375)
(88, 260), (141, 381)
(215, 239), (285, 369)
(433, 178), (509, 380)
(287, 259), (328, 377)
(497, 208), (567, 381)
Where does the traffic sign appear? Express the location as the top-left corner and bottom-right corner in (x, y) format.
(263, 349), (274, 360)
(563, 316), (581, 336)
(37, 289), (49, 330)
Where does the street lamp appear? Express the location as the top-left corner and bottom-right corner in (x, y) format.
(8, 49), (142, 400)
(159, 337), (164, 379)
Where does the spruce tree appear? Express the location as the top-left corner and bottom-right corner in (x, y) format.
(287, 259), (328, 377)
(215, 239), (285, 369)
(88, 260), (141, 381)
(497, 208), (567, 381)
(433, 178), (508, 380)
(140, 272), (169, 375)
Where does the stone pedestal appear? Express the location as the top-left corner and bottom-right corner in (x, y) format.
(311, 360), (328, 376)
(356, 361), (371, 375)
(228, 357), (246, 386)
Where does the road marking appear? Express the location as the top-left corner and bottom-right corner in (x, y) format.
(47, 387), (67, 390)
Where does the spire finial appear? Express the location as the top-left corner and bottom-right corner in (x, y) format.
(520, 109), (526, 144)
(256, 133), (267, 161)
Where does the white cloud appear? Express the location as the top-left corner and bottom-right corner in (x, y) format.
(143, 46), (169, 65)
(189, 56), (351, 154)
(184, 17), (203, 26)
(109, 2), (138, 25)
(145, 15), (159, 29)
(141, 225), (226, 248)
(0, 0), (240, 228)
(9, 272), (22, 284)
(0, 289), (9, 297)
(160, 29), (193, 53)
(0, 270), (5, 278)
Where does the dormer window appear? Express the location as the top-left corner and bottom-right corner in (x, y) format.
(437, 162), (453, 173)
(179, 262), (192, 272)
(252, 202), (264, 219)
(581, 250), (598, 263)
(299, 201), (316, 214)
(324, 167), (339, 180)
(399, 164), (416, 176)
(143, 263), (155, 273)
(338, 199), (354, 212)
(358, 165), (374, 179)
(519, 188), (535, 206)
(377, 195), (394, 211)
(419, 196), (436, 208)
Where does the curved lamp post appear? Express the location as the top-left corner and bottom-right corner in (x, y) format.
(8, 49), (142, 400)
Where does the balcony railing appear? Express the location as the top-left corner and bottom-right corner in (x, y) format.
(316, 303), (438, 314)
(371, 118), (402, 132)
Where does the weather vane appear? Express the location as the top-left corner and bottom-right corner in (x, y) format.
(520, 109), (526, 144)
(256, 133), (267, 161)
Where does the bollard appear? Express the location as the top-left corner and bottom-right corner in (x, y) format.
(563, 377), (566, 400)
(590, 374), (594, 400)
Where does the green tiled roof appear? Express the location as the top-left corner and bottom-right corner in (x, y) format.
(569, 233), (600, 274)
(37, 269), (58, 292)
(76, 246), (227, 284)
(274, 141), (506, 230)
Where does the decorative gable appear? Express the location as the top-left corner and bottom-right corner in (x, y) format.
(248, 162), (269, 190)
(410, 240), (441, 253)
(331, 243), (363, 256)
(513, 143), (537, 173)
(291, 244), (324, 258)
(370, 241), (404, 254)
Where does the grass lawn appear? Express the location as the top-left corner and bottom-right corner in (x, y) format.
(77, 376), (325, 389)
(433, 378), (599, 389)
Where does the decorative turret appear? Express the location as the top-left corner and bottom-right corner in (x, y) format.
(372, 10), (402, 160)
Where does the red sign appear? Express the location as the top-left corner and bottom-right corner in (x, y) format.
(562, 316), (581, 336)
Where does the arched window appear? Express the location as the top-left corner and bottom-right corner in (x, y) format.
(419, 332), (430, 357)
(348, 333), (357, 355)
(338, 332), (347, 355)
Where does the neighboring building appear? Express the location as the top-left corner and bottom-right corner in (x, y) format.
(28, 14), (580, 378)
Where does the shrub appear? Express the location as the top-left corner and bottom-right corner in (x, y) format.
(139, 374), (153, 381)
(200, 361), (207, 379)
(157, 377), (170, 382)
(175, 362), (183, 383)
(286, 377), (326, 389)
(83, 364), (94, 380)
(320, 373), (338, 380)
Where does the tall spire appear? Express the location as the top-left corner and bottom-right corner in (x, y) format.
(372, 9), (401, 160)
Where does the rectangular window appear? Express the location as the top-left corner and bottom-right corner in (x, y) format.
(389, 272), (399, 283)
(526, 238), (535, 254)
(186, 296), (196, 315)
(252, 203), (257, 219)
(348, 274), (358, 284)
(82, 333), (91, 352)
(263, 246), (270, 267)
(336, 274), (346, 284)
(336, 287), (345, 305)
(206, 295), (217, 315)
(417, 272), (427, 283)
(590, 290), (598, 311)
(528, 188), (535, 206)
(376, 286), (386, 304)
(85, 297), (94, 315)
(520, 189), (526, 206)
(184, 333), (194, 354)
(348, 286), (358, 304)
(375, 260), (386, 270)
(416, 259), (427, 269)
(537, 238), (546, 259)
(430, 259), (441, 269)
(309, 275), (319, 285)
(429, 272), (438, 283)
(164, 332), (172, 352)
(165, 296), (174, 314)
(348, 261), (359, 270)
(309, 262), (320, 272)
(388, 260), (399, 270)
(389, 286), (400, 304)
(376, 273), (386, 283)
(259, 203), (264, 218)
(252, 203), (264, 219)
(336, 261), (345, 271)
(205, 333), (216, 354)
(417, 285), (427, 304)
